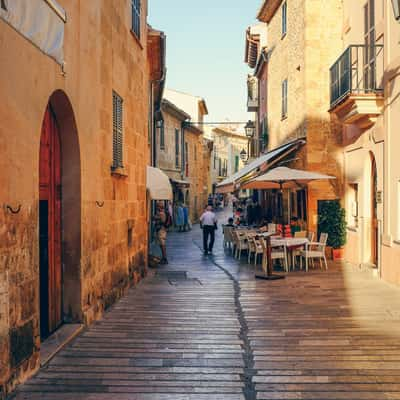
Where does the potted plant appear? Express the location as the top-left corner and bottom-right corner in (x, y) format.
(318, 200), (347, 261)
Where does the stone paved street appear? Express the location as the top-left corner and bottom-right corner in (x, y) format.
(12, 210), (400, 399)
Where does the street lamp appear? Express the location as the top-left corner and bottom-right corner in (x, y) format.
(241, 120), (256, 164)
(245, 120), (256, 138)
(391, 0), (400, 21)
(240, 149), (248, 163)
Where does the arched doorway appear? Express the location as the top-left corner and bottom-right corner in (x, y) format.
(39, 91), (81, 340)
(370, 152), (378, 266)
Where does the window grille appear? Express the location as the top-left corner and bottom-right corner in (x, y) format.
(112, 91), (123, 169)
(131, 0), (141, 39)
(281, 79), (288, 118)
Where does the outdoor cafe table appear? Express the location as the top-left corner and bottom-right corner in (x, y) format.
(263, 236), (309, 270)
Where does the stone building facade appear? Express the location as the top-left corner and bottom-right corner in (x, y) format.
(0, 0), (162, 395)
(329, 0), (400, 286)
(255, 0), (344, 232)
(163, 89), (209, 222)
(204, 126), (248, 191)
(157, 99), (190, 207)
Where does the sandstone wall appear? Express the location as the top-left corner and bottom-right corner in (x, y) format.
(0, 0), (150, 393)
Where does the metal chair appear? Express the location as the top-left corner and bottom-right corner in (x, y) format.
(248, 235), (264, 265)
(267, 223), (276, 233)
(261, 238), (288, 273)
(223, 225), (234, 251)
(233, 230), (249, 259)
(300, 233), (328, 271)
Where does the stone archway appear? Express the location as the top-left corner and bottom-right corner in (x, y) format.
(39, 90), (81, 339)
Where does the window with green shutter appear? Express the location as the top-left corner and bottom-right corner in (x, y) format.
(112, 91), (123, 169)
(234, 155), (239, 173)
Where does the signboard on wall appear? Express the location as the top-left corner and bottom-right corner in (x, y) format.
(0, 0), (66, 65)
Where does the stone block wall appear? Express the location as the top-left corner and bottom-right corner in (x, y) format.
(0, 0), (151, 394)
(185, 131), (205, 222)
(265, 0), (344, 233)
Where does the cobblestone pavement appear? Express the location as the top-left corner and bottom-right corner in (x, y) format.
(12, 209), (400, 399)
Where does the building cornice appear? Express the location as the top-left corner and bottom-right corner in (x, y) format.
(257, 0), (283, 23)
(161, 99), (190, 121)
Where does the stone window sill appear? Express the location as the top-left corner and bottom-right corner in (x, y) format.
(281, 115), (288, 121)
(347, 226), (358, 232)
(111, 166), (128, 178)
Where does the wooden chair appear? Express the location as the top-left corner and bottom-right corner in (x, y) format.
(300, 233), (328, 271)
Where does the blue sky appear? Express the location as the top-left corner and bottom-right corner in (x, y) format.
(148, 1), (261, 123)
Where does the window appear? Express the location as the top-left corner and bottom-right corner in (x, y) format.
(194, 143), (197, 161)
(218, 158), (222, 176)
(223, 159), (228, 177)
(158, 120), (165, 150)
(112, 91), (123, 169)
(185, 142), (189, 177)
(281, 79), (288, 118)
(234, 155), (239, 173)
(296, 189), (307, 221)
(175, 128), (180, 168)
(282, 1), (287, 38)
(213, 150), (217, 169)
(131, 0), (141, 39)
(348, 183), (359, 228)
(364, 0), (376, 89)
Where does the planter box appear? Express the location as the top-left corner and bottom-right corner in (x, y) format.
(332, 248), (344, 261)
(325, 246), (333, 260)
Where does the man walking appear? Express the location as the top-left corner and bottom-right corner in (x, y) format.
(200, 205), (217, 255)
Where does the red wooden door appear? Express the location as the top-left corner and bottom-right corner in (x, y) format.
(39, 105), (62, 337)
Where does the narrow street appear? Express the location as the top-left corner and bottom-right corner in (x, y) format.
(12, 210), (400, 399)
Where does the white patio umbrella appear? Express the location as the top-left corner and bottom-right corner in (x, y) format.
(241, 167), (335, 190)
(241, 167), (335, 225)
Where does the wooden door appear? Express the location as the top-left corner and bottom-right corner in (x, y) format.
(371, 155), (378, 266)
(39, 105), (62, 339)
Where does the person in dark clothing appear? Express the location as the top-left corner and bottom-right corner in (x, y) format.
(200, 205), (217, 255)
(247, 203), (254, 226)
(253, 202), (263, 226)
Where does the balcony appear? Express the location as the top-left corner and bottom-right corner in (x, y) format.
(329, 44), (384, 129)
(247, 75), (259, 112)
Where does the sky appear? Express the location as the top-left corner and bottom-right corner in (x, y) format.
(148, 0), (261, 124)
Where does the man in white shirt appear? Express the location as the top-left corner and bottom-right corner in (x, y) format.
(200, 205), (217, 255)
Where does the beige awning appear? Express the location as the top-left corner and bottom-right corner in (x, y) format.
(241, 167), (335, 190)
(170, 178), (191, 188)
(216, 139), (305, 193)
(146, 166), (173, 200)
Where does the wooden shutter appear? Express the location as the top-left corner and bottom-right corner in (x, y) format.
(112, 91), (123, 169)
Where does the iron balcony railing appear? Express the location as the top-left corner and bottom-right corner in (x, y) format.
(330, 44), (384, 108)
